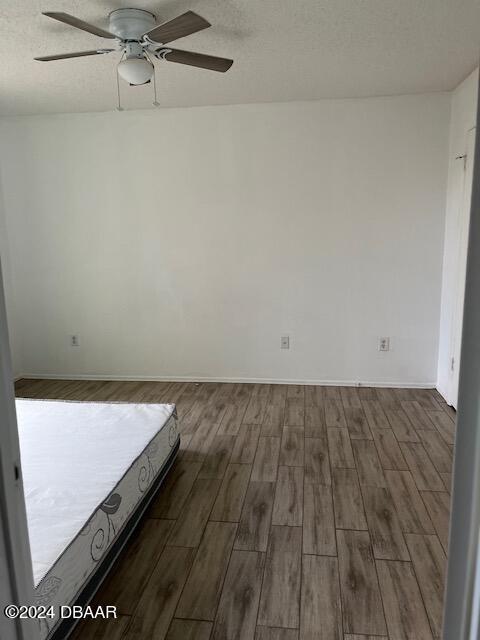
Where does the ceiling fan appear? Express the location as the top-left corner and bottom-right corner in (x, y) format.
(35, 8), (233, 87)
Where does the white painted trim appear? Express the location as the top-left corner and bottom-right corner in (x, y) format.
(443, 69), (480, 640)
(0, 264), (37, 640)
(16, 372), (436, 389)
(436, 383), (450, 404)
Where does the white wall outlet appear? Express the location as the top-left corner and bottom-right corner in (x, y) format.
(378, 337), (390, 352)
(281, 336), (290, 349)
(70, 335), (80, 347)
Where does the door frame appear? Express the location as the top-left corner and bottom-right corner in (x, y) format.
(0, 260), (37, 640)
(443, 72), (480, 639)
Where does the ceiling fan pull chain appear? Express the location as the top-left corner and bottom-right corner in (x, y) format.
(153, 70), (160, 107)
(116, 65), (123, 111)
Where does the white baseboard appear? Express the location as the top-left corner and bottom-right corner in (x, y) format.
(435, 383), (450, 405)
(16, 372), (436, 389)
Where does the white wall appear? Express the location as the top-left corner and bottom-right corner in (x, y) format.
(437, 69), (479, 402)
(0, 94), (450, 385)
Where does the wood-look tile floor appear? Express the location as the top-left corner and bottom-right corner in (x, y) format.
(15, 379), (456, 640)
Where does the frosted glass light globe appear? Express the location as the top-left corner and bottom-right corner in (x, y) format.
(118, 58), (154, 85)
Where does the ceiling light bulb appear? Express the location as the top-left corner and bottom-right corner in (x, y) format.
(117, 58), (154, 85)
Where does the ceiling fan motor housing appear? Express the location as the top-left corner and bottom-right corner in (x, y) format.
(108, 8), (156, 41)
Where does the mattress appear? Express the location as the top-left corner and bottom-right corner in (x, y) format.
(16, 398), (179, 640)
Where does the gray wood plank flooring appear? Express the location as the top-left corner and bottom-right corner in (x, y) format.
(16, 379), (453, 640)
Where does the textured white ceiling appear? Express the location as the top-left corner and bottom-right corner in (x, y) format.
(1, 0), (479, 115)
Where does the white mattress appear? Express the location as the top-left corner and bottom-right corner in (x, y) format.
(16, 398), (179, 639)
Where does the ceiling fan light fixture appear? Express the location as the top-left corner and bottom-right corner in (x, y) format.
(117, 57), (154, 85)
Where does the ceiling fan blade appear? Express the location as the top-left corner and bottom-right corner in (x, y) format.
(42, 12), (115, 39)
(35, 49), (115, 62)
(144, 11), (210, 44)
(155, 47), (233, 72)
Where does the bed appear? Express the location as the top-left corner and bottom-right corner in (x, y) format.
(16, 398), (179, 640)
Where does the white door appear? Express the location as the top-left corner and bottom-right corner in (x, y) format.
(449, 127), (476, 408)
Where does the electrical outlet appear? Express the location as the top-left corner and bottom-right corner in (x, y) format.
(70, 335), (80, 347)
(378, 337), (390, 352)
(281, 336), (290, 349)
